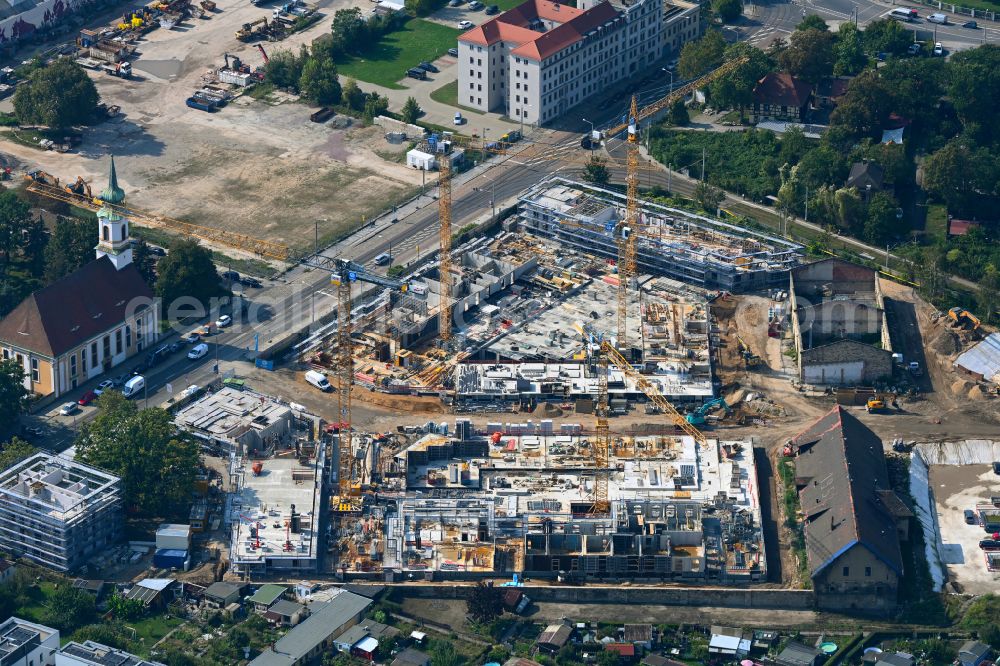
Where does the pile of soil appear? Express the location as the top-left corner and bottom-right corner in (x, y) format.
(951, 379), (974, 396)
(931, 327), (962, 356)
(533, 402), (563, 417)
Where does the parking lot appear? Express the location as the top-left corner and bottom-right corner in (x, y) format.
(928, 463), (1000, 590)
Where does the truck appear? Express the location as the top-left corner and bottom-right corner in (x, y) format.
(186, 96), (216, 112)
(102, 62), (132, 78)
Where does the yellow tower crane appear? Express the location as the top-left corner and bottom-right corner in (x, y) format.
(617, 95), (640, 352)
(438, 158), (453, 343)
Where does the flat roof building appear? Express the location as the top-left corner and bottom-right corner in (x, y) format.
(0, 617), (60, 666)
(56, 641), (165, 666)
(0, 453), (122, 572)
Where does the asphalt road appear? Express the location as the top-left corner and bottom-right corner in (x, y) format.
(740, 0), (998, 51)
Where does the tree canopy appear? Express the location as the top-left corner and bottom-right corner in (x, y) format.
(44, 217), (95, 283)
(13, 59), (100, 129)
(0, 437), (35, 469)
(466, 581), (504, 624)
(154, 239), (228, 315)
(778, 28), (835, 83)
(711, 0), (741, 23)
(677, 30), (726, 80)
(76, 391), (200, 518)
(0, 360), (29, 432)
(298, 54), (342, 105)
(401, 96), (423, 124)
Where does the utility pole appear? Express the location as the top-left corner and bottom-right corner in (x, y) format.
(804, 185), (809, 222)
(667, 163), (672, 192)
(701, 148), (706, 182)
(314, 221), (319, 255)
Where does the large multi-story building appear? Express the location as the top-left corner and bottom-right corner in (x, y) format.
(457, 0), (700, 125)
(0, 158), (159, 400)
(0, 453), (123, 572)
(0, 617), (59, 666)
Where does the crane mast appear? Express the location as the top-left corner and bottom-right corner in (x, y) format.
(593, 342), (611, 514)
(438, 158), (453, 343)
(617, 95), (640, 352)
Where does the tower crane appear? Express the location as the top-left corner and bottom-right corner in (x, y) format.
(323, 258), (409, 513)
(438, 157), (453, 344)
(617, 95), (640, 353)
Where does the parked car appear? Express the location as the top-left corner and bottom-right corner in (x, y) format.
(485, 4), (499, 13)
(216, 314), (232, 328)
(980, 539), (1000, 551)
(933, 42), (944, 56)
(96, 379), (115, 394)
(59, 402), (80, 416)
(458, 19), (474, 28)
(122, 375), (145, 399)
(148, 245), (167, 257)
(77, 390), (98, 406)
(188, 343), (209, 360)
(907, 42), (921, 55)
(220, 270), (240, 282)
(448, 0), (462, 6)
(241, 276), (262, 288)
(993, 461), (1000, 475)
(962, 20), (978, 27)
(454, 111), (464, 125)
(448, 47), (459, 57)
(168, 342), (183, 354)
(965, 509), (978, 525)
(181, 332), (202, 344)
(406, 67), (428, 80)
(468, 1), (483, 8)
(418, 61), (439, 73)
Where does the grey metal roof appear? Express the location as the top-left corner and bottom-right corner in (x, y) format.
(203, 581), (243, 601)
(249, 591), (372, 666)
(955, 333), (1000, 382)
(334, 624), (370, 647)
(776, 641), (821, 666)
(794, 406), (904, 578)
(266, 599), (306, 618)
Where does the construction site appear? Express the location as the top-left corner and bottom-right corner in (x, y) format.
(328, 418), (766, 583)
(174, 387), (326, 575)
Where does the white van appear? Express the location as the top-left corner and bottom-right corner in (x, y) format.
(187, 343), (209, 360)
(889, 7), (918, 20)
(305, 370), (332, 392)
(927, 12), (948, 23)
(123, 375), (145, 398)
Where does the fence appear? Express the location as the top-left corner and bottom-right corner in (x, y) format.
(894, 0), (997, 21)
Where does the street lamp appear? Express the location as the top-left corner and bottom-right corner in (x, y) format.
(661, 67), (674, 93)
(474, 182), (497, 225)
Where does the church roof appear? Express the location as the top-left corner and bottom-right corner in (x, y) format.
(100, 156), (126, 205)
(0, 256), (154, 358)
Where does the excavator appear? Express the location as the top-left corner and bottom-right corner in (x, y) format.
(686, 398), (731, 426)
(948, 307), (981, 330)
(24, 170), (60, 186)
(65, 176), (92, 199)
(235, 17), (268, 41)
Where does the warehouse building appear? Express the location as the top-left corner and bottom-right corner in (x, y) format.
(519, 178), (802, 292)
(457, 0), (700, 124)
(789, 259), (894, 386)
(0, 452), (123, 572)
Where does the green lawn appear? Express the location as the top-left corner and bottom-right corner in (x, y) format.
(336, 19), (460, 90)
(429, 80), (485, 115)
(925, 203), (948, 243)
(128, 614), (185, 650)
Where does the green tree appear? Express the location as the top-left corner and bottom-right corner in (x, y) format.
(778, 126), (809, 165)
(430, 640), (460, 666)
(796, 14), (828, 31)
(331, 8), (366, 51)
(0, 190), (33, 267)
(363, 91), (389, 121)
(833, 22), (866, 76)
(863, 191), (898, 245)
(778, 28), (835, 83)
(107, 592), (146, 621)
(401, 96), (423, 124)
(977, 265), (1000, 325)
(20, 217), (48, 277)
(154, 239), (229, 315)
(862, 18), (912, 57)
(923, 139), (1000, 214)
(678, 30), (726, 79)
(299, 55), (342, 105)
(946, 44), (1000, 145)
(597, 649), (620, 666)
(342, 78), (365, 111)
(130, 239), (157, 286)
(665, 97), (689, 126)
(43, 217), (94, 283)
(72, 624), (138, 653)
(264, 48), (306, 91)
(465, 580), (504, 624)
(0, 436), (35, 469)
(707, 42), (774, 118)
(795, 144), (848, 190)
(829, 70), (893, 141)
(43, 585), (96, 632)
(0, 360), (29, 430)
(695, 181), (725, 212)
(76, 391), (201, 518)
(582, 156), (610, 186)
(712, 0), (741, 22)
(13, 59), (99, 129)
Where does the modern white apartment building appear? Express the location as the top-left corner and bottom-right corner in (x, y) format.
(457, 0), (701, 125)
(0, 453), (123, 573)
(0, 617), (60, 666)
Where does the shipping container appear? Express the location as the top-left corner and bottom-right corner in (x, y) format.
(153, 548), (190, 570)
(156, 523), (192, 551)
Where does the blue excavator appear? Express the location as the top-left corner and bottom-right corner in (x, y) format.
(685, 398), (730, 426)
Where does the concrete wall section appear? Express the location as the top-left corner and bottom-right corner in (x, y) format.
(799, 339), (893, 385)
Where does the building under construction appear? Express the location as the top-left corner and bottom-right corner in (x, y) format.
(519, 177), (803, 293)
(174, 387), (325, 575)
(338, 421), (766, 583)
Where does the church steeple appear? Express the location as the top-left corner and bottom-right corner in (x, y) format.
(95, 155), (133, 271)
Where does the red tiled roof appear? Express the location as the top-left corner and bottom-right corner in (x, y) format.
(0, 256), (154, 358)
(948, 219), (981, 236)
(752, 72), (811, 107)
(606, 643), (636, 657)
(459, 0), (619, 62)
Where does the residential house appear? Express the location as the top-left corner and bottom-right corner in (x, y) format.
(874, 651), (915, 666)
(352, 636), (379, 662)
(248, 590), (373, 666)
(202, 581), (245, 608)
(605, 643), (637, 661)
(947, 218), (983, 237)
(536, 623), (573, 653)
(815, 76), (851, 108)
(0, 158), (159, 400)
(264, 600), (308, 627)
(958, 641), (992, 666)
(793, 406), (912, 612)
(751, 630), (779, 653)
(708, 626), (750, 658)
(124, 579), (176, 610)
(391, 648), (431, 666)
(56, 640), (165, 666)
(0, 558), (15, 583)
(752, 72), (812, 122)
(846, 162), (885, 201)
(775, 641), (824, 666)
(622, 625), (654, 651)
(249, 584), (288, 612)
(0, 617), (60, 666)
(333, 625), (370, 653)
(71, 579), (106, 600)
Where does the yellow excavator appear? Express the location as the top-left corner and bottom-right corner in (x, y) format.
(236, 17), (267, 41)
(866, 396), (886, 413)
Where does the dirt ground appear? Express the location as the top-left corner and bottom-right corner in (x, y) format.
(928, 464), (1000, 591)
(0, 0), (423, 253)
